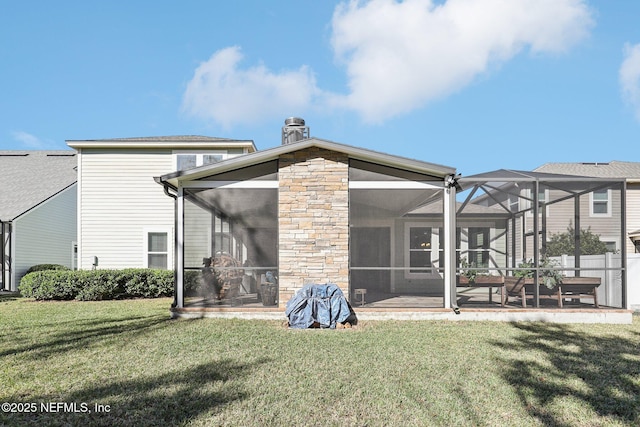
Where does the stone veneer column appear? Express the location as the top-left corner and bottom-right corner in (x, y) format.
(278, 147), (349, 308)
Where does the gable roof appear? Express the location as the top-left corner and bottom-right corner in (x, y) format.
(534, 161), (640, 181)
(157, 137), (456, 188)
(67, 135), (257, 152)
(0, 151), (77, 221)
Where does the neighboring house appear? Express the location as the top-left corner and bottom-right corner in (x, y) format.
(66, 136), (256, 272)
(535, 161), (640, 255)
(534, 161), (640, 310)
(0, 151), (77, 291)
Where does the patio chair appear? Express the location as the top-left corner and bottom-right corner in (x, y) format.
(503, 276), (527, 307)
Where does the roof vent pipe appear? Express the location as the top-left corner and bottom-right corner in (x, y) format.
(282, 117), (309, 145)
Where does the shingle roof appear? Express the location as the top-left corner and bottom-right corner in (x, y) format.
(534, 161), (640, 179)
(0, 151), (77, 221)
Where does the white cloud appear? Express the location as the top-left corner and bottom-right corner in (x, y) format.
(12, 131), (47, 148)
(182, 1), (593, 127)
(620, 43), (640, 121)
(330, 0), (594, 122)
(181, 46), (321, 129)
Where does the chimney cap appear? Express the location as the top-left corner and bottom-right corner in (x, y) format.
(284, 117), (305, 126)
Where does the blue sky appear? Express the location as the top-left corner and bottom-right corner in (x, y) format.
(1, 0), (639, 176)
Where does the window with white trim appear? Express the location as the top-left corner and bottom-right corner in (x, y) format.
(508, 193), (519, 212)
(146, 232), (168, 269)
(408, 226), (432, 274)
(590, 189), (611, 217)
(405, 225), (443, 278)
(525, 188), (550, 216)
(174, 151), (229, 171)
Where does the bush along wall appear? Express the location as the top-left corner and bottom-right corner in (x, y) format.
(18, 269), (175, 301)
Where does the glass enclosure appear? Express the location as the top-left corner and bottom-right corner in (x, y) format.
(182, 161), (278, 307)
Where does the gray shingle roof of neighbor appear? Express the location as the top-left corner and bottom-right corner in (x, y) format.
(0, 150), (77, 221)
(534, 161), (640, 179)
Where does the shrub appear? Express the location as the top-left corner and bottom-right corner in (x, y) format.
(25, 264), (70, 275)
(19, 269), (175, 301)
(122, 269), (174, 298)
(19, 270), (79, 300)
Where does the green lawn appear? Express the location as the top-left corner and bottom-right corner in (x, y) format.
(1, 295), (638, 427)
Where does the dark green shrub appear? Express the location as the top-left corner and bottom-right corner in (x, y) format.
(19, 270), (79, 300)
(123, 269), (173, 298)
(25, 264), (70, 275)
(19, 269), (175, 301)
(75, 270), (127, 301)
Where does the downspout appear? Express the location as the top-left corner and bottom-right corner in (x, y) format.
(156, 178), (179, 308)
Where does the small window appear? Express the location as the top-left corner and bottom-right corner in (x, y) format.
(174, 152), (230, 171)
(591, 189), (610, 216)
(408, 227), (432, 273)
(147, 232), (168, 269)
(508, 193), (519, 212)
(203, 154), (223, 165)
(524, 188), (549, 216)
(177, 155), (197, 171)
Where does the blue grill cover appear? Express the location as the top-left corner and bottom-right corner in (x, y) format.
(285, 283), (353, 329)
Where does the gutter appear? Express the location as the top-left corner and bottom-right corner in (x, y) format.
(154, 176), (177, 199)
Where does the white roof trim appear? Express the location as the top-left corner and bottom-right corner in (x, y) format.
(67, 140), (256, 150)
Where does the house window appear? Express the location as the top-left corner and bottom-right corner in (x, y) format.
(146, 232), (168, 269)
(525, 188), (549, 216)
(590, 189), (611, 217)
(174, 152), (228, 171)
(468, 227), (490, 268)
(604, 241), (617, 253)
(508, 193), (519, 212)
(408, 226), (432, 273)
(177, 155), (197, 171)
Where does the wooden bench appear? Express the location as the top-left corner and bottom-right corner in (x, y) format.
(458, 276), (602, 308)
(505, 276), (601, 308)
(554, 277), (601, 308)
(457, 276), (506, 306)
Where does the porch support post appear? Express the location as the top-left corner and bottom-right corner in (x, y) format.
(533, 180), (540, 307)
(574, 195), (581, 276)
(176, 187), (184, 308)
(443, 179), (457, 309)
(0, 221), (5, 291)
(621, 181), (628, 309)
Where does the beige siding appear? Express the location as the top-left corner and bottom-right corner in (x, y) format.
(626, 184), (640, 255)
(14, 184), (77, 287)
(78, 149), (174, 270)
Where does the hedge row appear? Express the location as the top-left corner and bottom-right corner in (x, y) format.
(19, 269), (175, 301)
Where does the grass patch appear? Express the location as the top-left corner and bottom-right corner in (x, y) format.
(1, 297), (638, 426)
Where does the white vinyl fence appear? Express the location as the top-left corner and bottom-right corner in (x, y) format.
(551, 254), (629, 309)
